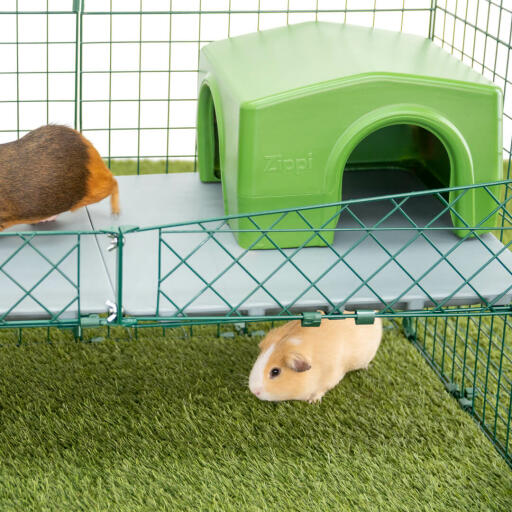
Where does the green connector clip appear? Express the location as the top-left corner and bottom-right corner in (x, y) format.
(446, 382), (460, 398)
(464, 387), (476, 400)
(355, 310), (376, 325)
(458, 397), (473, 411)
(80, 314), (105, 328)
(301, 311), (322, 327)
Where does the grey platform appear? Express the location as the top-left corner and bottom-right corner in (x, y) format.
(2, 170), (511, 320)
(0, 208), (114, 320)
(84, 170), (512, 317)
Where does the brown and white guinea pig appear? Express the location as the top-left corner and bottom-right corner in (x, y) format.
(0, 124), (119, 231)
(249, 313), (382, 403)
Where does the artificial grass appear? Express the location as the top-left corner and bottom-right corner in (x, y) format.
(0, 324), (510, 511)
(107, 159), (195, 176)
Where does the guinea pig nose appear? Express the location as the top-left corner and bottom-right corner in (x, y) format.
(252, 387), (262, 396)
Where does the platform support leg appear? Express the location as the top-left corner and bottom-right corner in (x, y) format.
(73, 325), (83, 341)
(402, 317), (417, 342)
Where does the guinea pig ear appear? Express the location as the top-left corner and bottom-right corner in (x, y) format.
(285, 352), (311, 372)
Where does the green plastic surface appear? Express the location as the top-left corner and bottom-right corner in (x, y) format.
(197, 22), (503, 249)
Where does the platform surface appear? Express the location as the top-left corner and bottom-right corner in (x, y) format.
(87, 173), (225, 316)
(87, 171), (512, 317)
(0, 209), (114, 320)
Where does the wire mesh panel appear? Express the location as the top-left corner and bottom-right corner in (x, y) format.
(0, 231), (82, 326)
(432, 0), (512, 243)
(0, 0), (78, 144)
(119, 179), (511, 322)
(406, 313), (512, 467)
(0, 1), (507, 179)
(0, 233), (80, 323)
(80, 1), (195, 173)
(0, 225), (118, 329)
(76, 0), (434, 173)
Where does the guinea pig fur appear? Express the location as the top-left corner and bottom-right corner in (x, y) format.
(0, 125), (119, 230)
(249, 314), (382, 403)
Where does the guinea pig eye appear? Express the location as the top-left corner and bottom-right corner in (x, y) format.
(270, 368), (281, 378)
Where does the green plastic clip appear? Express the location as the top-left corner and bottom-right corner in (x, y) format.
(446, 382), (460, 398)
(458, 397), (472, 411)
(301, 311), (322, 327)
(80, 314), (104, 328)
(464, 387), (476, 399)
(355, 310), (376, 325)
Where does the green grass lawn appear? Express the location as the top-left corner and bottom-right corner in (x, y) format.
(107, 159), (195, 176)
(0, 323), (510, 511)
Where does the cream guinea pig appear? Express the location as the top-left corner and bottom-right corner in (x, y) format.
(249, 313), (382, 403)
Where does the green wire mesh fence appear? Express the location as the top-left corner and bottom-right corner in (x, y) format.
(0, 231), (83, 326)
(145, 180), (511, 323)
(1, 0), (512, 466)
(404, 313), (512, 465)
(1, 177), (510, 327)
(0, 228), (114, 330)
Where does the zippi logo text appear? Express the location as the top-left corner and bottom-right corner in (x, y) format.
(263, 153), (313, 174)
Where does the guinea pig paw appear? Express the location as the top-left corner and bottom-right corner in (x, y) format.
(307, 395), (323, 404)
(33, 215), (58, 224)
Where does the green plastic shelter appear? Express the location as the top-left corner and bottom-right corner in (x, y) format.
(197, 22), (502, 249)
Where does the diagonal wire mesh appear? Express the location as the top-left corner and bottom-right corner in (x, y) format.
(146, 179), (512, 321)
(0, 231), (82, 325)
(0, 229), (116, 329)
